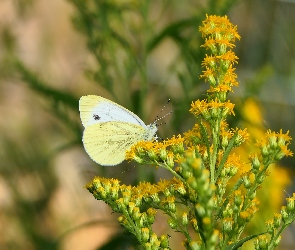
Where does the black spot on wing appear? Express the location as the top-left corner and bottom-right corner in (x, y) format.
(93, 114), (100, 120)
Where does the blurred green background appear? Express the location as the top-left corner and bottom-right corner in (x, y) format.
(0, 0), (294, 249)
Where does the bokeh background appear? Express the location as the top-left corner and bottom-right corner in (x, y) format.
(0, 0), (295, 249)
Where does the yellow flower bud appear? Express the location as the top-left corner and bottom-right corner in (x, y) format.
(141, 228), (150, 242)
(182, 212), (188, 226)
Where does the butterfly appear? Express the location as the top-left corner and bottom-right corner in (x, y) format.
(79, 95), (158, 166)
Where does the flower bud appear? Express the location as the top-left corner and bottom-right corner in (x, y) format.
(261, 145), (270, 157)
(160, 235), (169, 248)
(222, 218), (233, 234)
(110, 187), (119, 200)
(243, 176), (251, 189)
(91, 177), (102, 190)
(163, 188), (171, 197)
(139, 213), (147, 227)
(222, 206), (233, 218)
(249, 190), (257, 200)
(118, 215), (125, 223)
(257, 235), (268, 249)
(144, 243), (151, 250)
(202, 217), (211, 231)
(286, 197), (295, 211)
(265, 220), (274, 234)
(98, 186), (107, 199)
(176, 185), (186, 196)
(167, 218), (177, 229)
(141, 228), (150, 242)
(273, 213), (282, 228)
(182, 212), (188, 226)
(195, 204), (206, 217)
(209, 230), (219, 245)
(133, 155), (144, 163)
(167, 201), (176, 213)
(133, 195), (142, 207)
(208, 74), (217, 86)
(274, 151), (285, 161)
(182, 170), (193, 180)
(250, 154), (260, 170)
(281, 206), (289, 222)
(234, 190), (243, 206)
(268, 135), (277, 149)
(147, 208), (157, 224)
(159, 148), (167, 161)
(211, 107), (219, 118)
(128, 202), (136, 214)
(149, 233), (158, 245)
(122, 192), (131, 206)
(191, 218), (198, 232)
(189, 241), (201, 250)
(151, 193), (160, 204)
(133, 207), (140, 220)
(229, 166), (238, 176)
(166, 152), (175, 168)
(147, 149), (158, 161)
(238, 211), (250, 226)
(116, 198), (125, 211)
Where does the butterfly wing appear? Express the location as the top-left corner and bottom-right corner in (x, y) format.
(79, 95), (146, 128)
(82, 121), (146, 166)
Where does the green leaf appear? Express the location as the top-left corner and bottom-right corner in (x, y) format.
(226, 233), (265, 250)
(14, 59), (79, 111)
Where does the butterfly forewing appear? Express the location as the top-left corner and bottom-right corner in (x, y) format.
(83, 121), (146, 166)
(79, 95), (146, 128)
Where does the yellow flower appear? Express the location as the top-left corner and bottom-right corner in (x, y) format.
(190, 100), (210, 118)
(279, 145), (294, 157)
(199, 15), (240, 45)
(200, 66), (216, 83)
(277, 129), (292, 145)
(216, 51), (239, 64)
(221, 66), (238, 87)
(208, 84), (233, 93)
(201, 54), (217, 67)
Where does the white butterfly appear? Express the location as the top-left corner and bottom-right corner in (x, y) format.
(79, 95), (158, 166)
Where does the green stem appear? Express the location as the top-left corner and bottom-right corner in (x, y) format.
(215, 179), (243, 223)
(210, 119), (221, 183)
(215, 131), (239, 182)
(156, 161), (186, 183)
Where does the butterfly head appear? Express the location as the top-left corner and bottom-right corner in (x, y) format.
(143, 123), (158, 141)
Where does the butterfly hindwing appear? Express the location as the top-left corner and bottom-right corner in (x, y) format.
(82, 121), (146, 166)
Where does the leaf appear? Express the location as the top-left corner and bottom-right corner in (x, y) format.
(226, 233), (266, 250)
(14, 59), (79, 111)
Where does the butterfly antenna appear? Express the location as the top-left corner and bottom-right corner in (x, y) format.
(121, 165), (136, 174)
(159, 98), (171, 114)
(154, 99), (172, 124)
(154, 111), (172, 124)
(154, 99), (171, 121)
(284, 189), (290, 197)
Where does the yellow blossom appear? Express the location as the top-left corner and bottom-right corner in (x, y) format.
(199, 15), (240, 45)
(201, 54), (217, 67)
(200, 66), (216, 80)
(221, 66), (238, 86)
(207, 85), (233, 93)
(216, 51), (239, 64)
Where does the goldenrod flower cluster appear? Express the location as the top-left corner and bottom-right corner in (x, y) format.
(86, 15), (294, 250)
(85, 176), (186, 249)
